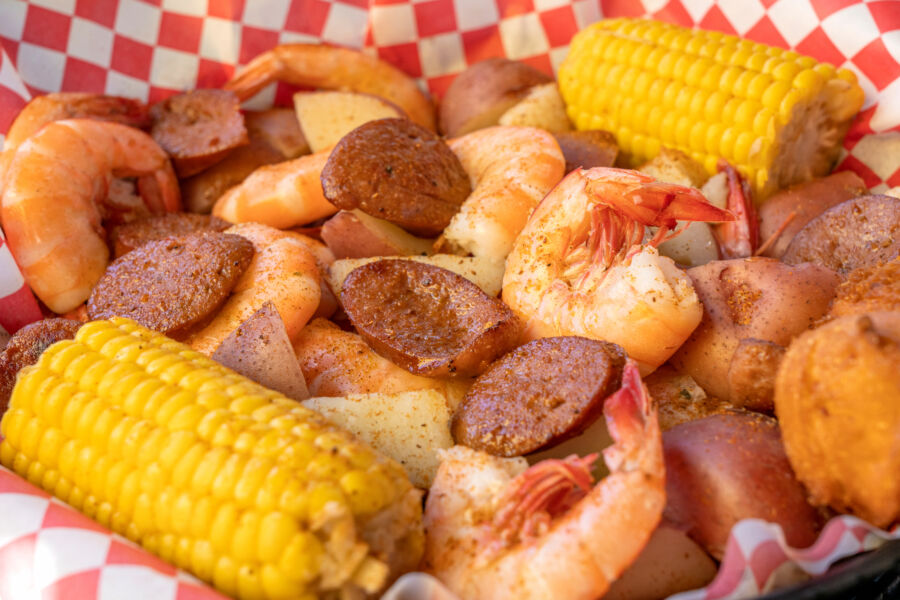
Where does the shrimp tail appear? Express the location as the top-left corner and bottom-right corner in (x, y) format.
(478, 453), (598, 564)
(225, 51), (285, 102)
(585, 168), (735, 232)
(602, 359), (654, 473)
(713, 160), (759, 259)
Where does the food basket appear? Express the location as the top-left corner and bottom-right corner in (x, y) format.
(0, 1), (899, 599)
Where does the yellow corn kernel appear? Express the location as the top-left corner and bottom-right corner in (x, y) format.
(558, 18), (864, 197)
(192, 446), (231, 496)
(279, 531), (324, 584)
(232, 511), (262, 563)
(0, 318), (422, 600)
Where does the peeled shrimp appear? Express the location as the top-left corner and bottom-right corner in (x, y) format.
(186, 223), (320, 355)
(211, 148), (336, 228)
(224, 43), (435, 131)
(438, 126), (565, 266)
(423, 359), (665, 600)
(294, 318), (470, 410)
(0, 93), (148, 195)
(1, 119), (179, 314)
(502, 167), (734, 373)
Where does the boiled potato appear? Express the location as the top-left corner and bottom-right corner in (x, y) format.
(303, 389), (453, 488)
(604, 525), (717, 600)
(320, 210), (434, 259)
(294, 91), (405, 152)
(663, 412), (824, 559)
(671, 257), (840, 402)
(497, 83), (572, 132)
(438, 58), (552, 137)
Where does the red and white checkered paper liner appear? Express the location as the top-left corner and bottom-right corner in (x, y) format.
(0, 465), (227, 600)
(0, 1), (898, 599)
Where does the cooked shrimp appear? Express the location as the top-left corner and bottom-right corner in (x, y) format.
(713, 160), (759, 259)
(290, 233), (338, 319)
(438, 126), (565, 266)
(1, 119), (179, 314)
(294, 318), (470, 410)
(0, 93), (148, 195)
(423, 359), (664, 600)
(502, 167), (734, 373)
(224, 43), (435, 131)
(211, 149), (336, 228)
(186, 223), (320, 355)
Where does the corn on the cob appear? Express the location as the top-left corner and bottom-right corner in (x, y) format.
(558, 18), (865, 198)
(0, 317), (423, 600)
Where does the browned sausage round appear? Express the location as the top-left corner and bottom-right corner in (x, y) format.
(757, 171), (866, 259)
(452, 336), (626, 457)
(321, 118), (471, 237)
(87, 231), (254, 338)
(110, 213), (231, 258)
(340, 259), (521, 377)
(150, 89), (248, 178)
(782, 195), (900, 272)
(0, 318), (82, 416)
(181, 108), (310, 214)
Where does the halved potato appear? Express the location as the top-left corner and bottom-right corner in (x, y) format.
(294, 90), (406, 153)
(320, 209), (434, 259)
(211, 302), (309, 401)
(438, 58), (552, 137)
(497, 83), (572, 132)
(303, 389), (453, 488)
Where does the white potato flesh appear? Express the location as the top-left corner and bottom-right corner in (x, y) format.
(657, 221), (719, 267)
(497, 83), (573, 133)
(293, 91), (405, 153)
(303, 389), (453, 488)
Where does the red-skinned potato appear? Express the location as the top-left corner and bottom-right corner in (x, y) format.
(604, 524), (717, 600)
(438, 58), (552, 137)
(670, 257), (840, 402)
(758, 171), (866, 259)
(211, 302), (309, 402)
(320, 209), (434, 259)
(663, 412), (824, 560)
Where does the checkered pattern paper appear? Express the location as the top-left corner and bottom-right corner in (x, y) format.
(668, 517), (900, 600)
(0, 466), (227, 600)
(0, 1), (898, 598)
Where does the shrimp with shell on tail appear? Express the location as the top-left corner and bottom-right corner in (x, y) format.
(423, 360), (665, 600)
(1, 119), (179, 314)
(502, 167), (734, 374)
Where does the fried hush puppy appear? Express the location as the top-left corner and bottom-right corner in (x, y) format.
(775, 311), (900, 528)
